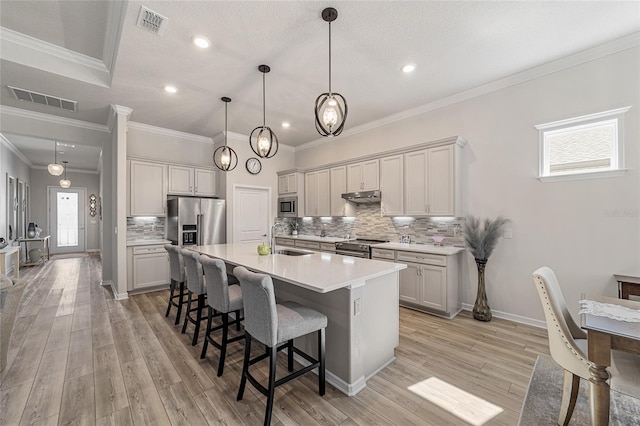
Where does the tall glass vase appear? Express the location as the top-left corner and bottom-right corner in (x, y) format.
(473, 258), (492, 321)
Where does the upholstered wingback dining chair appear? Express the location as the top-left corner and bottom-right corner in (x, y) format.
(532, 266), (640, 426)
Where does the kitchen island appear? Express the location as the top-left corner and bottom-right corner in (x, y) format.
(188, 242), (406, 396)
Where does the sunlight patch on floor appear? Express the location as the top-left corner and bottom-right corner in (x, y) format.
(408, 377), (504, 425)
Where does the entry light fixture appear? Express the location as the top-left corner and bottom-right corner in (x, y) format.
(213, 97), (238, 171)
(249, 65), (278, 158)
(402, 63), (416, 73)
(48, 140), (64, 176)
(59, 161), (71, 188)
(193, 36), (210, 49)
(314, 7), (348, 137)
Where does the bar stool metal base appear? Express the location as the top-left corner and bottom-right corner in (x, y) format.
(237, 329), (325, 426)
(181, 293), (209, 346)
(200, 308), (244, 376)
(165, 279), (187, 325)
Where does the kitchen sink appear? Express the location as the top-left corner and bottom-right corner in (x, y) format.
(274, 249), (313, 256)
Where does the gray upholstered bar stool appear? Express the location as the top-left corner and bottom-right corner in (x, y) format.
(234, 266), (326, 426)
(164, 244), (187, 325)
(180, 249), (208, 346)
(199, 255), (244, 376)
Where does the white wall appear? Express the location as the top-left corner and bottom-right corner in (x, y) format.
(295, 47), (640, 323)
(29, 168), (101, 251)
(0, 141), (31, 241)
(127, 122), (215, 168)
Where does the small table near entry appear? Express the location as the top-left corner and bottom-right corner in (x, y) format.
(614, 272), (640, 299)
(16, 235), (51, 267)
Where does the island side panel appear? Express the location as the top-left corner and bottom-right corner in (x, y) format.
(272, 279), (356, 388)
(272, 271), (400, 396)
(360, 271), (400, 380)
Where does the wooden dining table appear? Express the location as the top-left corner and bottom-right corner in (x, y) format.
(581, 296), (640, 426)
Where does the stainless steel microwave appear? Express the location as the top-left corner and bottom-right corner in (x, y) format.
(278, 196), (298, 218)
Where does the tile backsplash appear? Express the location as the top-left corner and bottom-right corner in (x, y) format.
(275, 203), (465, 246)
(127, 217), (166, 241)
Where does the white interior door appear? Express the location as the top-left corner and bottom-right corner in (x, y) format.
(233, 186), (270, 243)
(49, 187), (86, 254)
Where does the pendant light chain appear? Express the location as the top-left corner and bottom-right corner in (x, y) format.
(262, 71), (266, 126)
(328, 21), (332, 96)
(224, 100), (228, 146)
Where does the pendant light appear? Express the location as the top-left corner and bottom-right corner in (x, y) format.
(213, 97), (238, 171)
(59, 161), (71, 188)
(249, 65), (278, 158)
(314, 7), (348, 137)
(48, 140), (64, 176)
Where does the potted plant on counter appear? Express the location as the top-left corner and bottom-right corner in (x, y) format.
(290, 221), (299, 236)
(464, 215), (510, 322)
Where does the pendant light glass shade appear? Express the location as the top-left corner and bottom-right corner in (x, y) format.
(48, 141), (64, 176)
(250, 65), (278, 158)
(59, 161), (71, 188)
(314, 7), (348, 137)
(213, 97), (238, 171)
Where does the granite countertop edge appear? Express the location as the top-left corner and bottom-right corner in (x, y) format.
(127, 239), (171, 247)
(371, 242), (466, 256)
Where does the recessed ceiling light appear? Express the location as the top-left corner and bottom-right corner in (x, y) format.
(281, 122), (290, 128)
(164, 85), (177, 94)
(402, 63), (416, 73)
(193, 36), (210, 49)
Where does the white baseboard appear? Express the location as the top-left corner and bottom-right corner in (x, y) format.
(100, 280), (129, 300)
(291, 352), (367, 396)
(461, 303), (546, 329)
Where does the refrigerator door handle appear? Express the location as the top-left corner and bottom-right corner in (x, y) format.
(197, 214), (202, 246)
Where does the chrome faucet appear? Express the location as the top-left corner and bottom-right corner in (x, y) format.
(320, 224), (326, 238)
(270, 223), (284, 254)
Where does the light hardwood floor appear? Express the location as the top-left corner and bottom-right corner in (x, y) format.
(1, 255), (550, 425)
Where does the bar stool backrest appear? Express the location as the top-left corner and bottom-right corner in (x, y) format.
(234, 266), (278, 347)
(181, 249), (205, 295)
(165, 244), (185, 282)
(200, 255), (231, 312)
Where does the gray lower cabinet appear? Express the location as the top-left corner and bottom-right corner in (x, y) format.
(127, 245), (170, 291)
(375, 248), (461, 318)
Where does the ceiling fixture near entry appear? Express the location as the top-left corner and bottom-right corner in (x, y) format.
(213, 97), (238, 172)
(249, 65), (278, 158)
(314, 7), (348, 137)
(192, 36), (210, 48)
(59, 161), (71, 188)
(402, 63), (416, 73)
(48, 141), (64, 176)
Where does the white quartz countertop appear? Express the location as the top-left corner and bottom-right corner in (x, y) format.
(188, 242), (406, 293)
(371, 242), (465, 256)
(274, 234), (350, 243)
(127, 239), (171, 247)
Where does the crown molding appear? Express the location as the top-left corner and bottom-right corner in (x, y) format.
(102, 1), (128, 72)
(0, 133), (33, 167)
(0, 26), (111, 87)
(296, 31), (640, 152)
(108, 105), (133, 130)
(32, 165), (99, 175)
(127, 121), (214, 144)
(0, 105), (110, 133)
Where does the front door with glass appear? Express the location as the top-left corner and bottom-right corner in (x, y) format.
(48, 187), (86, 254)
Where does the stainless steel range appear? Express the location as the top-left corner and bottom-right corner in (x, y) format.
(335, 238), (389, 259)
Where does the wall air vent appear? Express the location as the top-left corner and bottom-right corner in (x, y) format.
(7, 86), (78, 112)
(136, 6), (168, 35)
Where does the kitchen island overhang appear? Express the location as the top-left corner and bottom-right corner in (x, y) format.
(188, 243), (406, 396)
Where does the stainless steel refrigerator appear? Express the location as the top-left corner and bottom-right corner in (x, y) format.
(167, 197), (226, 246)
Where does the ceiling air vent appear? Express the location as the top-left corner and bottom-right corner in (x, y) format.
(7, 86), (78, 112)
(136, 6), (168, 35)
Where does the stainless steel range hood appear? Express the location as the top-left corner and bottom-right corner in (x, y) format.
(341, 190), (381, 203)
